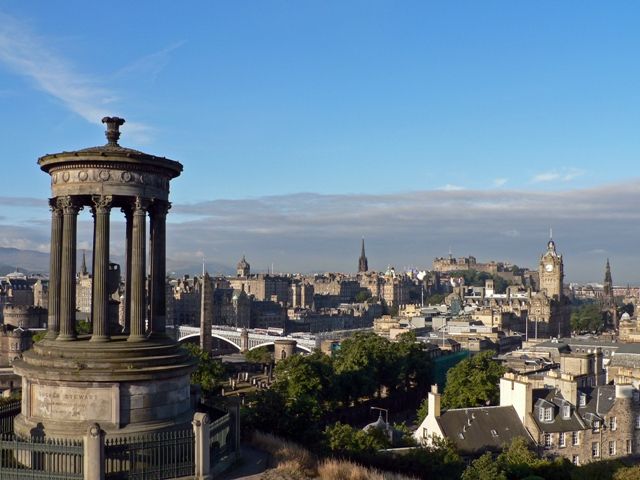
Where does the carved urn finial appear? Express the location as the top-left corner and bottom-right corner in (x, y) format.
(101, 117), (126, 146)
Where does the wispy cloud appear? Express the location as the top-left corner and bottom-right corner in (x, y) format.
(115, 41), (186, 82)
(0, 11), (178, 143)
(532, 168), (585, 183)
(0, 12), (114, 123)
(438, 184), (465, 191)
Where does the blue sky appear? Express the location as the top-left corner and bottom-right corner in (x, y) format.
(0, 2), (639, 281)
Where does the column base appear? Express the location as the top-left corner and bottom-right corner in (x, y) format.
(90, 335), (110, 343)
(56, 334), (77, 341)
(127, 335), (147, 343)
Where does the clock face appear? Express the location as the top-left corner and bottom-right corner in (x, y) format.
(545, 263), (554, 272)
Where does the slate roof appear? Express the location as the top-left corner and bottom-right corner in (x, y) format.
(531, 388), (585, 433)
(578, 385), (615, 418)
(610, 344), (640, 368)
(437, 405), (533, 456)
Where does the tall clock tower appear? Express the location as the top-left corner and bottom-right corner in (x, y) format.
(539, 238), (563, 300)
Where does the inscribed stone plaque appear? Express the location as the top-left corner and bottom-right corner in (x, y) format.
(31, 384), (115, 423)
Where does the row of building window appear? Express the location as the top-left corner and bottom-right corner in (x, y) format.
(544, 431), (580, 448)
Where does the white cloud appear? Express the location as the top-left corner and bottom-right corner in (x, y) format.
(438, 184), (465, 191)
(3, 181), (640, 281)
(0, 11), (164, 143)
(532, 168), (585, 183)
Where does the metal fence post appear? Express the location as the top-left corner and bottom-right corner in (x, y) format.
(84, 423), (105, 480)
(193, 412), (211, 480)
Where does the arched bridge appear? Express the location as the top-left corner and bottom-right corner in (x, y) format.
(173, 325), (318, 353)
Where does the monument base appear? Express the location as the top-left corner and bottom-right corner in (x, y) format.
(13, 335), (196, 440)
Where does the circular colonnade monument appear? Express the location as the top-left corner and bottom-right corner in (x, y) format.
(13, 117), (196, 440)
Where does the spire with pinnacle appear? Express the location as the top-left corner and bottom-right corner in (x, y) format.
(358, 238), (369, 273)
(603, 258), (613, 305)
(80, 250), (88, 276)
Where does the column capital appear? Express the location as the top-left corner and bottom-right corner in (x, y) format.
(133, 196), (150, 214)
(58, 196), (83, 215)
(49, 197), (63, 215)
(150, 199), (171, 217)
(91, 195), (113, 214)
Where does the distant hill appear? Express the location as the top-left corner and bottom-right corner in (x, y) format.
(0, 247), (50, 273)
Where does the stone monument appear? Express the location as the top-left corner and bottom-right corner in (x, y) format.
(13, 117), (196, 440)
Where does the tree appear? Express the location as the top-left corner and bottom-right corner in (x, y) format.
(32, 331), (46, 343)
(395, 331), (432, 393)
(426, 293), (446, 305)
(333, 332), (399, 402)
(462, 452), (507, 480)
(76, 320), (91, 334)
(442, 350), (505, 408)
(355, 290), (372, 303)
(273, 351), (336, 415)
(244, 346), (273, 365)
(614, 465), (640, 480)
(182, 343), (227, 393)
(416, 396), (429, 423)
(570, 304), (604, 333)
(497, 436), (541, 479)
(324, 421), (390, 455)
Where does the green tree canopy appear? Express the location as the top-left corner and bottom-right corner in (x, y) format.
(244, 346), (273, 365)
(570, 304), (604, 333)
(426, 293), (446, 305)
(181, 343), (227, 393)
(442, 350), (505, 408)
(324, 421), (391, 455)
(395, 331), (432, 393)
(333, 332), (399, 402)
(273, 351), (336, 415)
(355, 290), (372, 303)
(448, 270), (511, 293)
(462, 452), (507, 480)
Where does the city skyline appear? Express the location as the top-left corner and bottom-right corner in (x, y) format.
(1, 2), (639, 282)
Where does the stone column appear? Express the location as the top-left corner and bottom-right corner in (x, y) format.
(83, 423), (105, 480)
(149, 200), (169, 337)
(58, 196), (81, 341)
(46, 198), (63, 339)
(128, 197), (148, 342)
(90, 195), (112, 342)
(121, 206), (133, 334)
(192, 412), (211, 480)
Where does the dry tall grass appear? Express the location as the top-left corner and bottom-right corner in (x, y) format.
(317, 458), (418, 480)
(250, 431), (419, 480)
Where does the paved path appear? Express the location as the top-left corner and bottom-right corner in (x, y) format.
(217, 444), (271, 480)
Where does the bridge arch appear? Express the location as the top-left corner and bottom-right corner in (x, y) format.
(178, 333), (241, 351)
(248, 342), (313, 353)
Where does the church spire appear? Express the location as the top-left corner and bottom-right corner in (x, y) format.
(603, 258), (613, 304)
(80, 250), (88, 276)
(358, 237), (369, 273)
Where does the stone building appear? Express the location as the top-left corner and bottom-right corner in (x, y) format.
(229, 273), (291, 305)
(2, 305), (47, 329)
(76, 251), (92, 313)
(0, 326), (32, 367)
(447, 239), (570, 339)
(290, 279), (314, 308)
(500, 373), (640, 465)
(32, 278), (48, 309)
